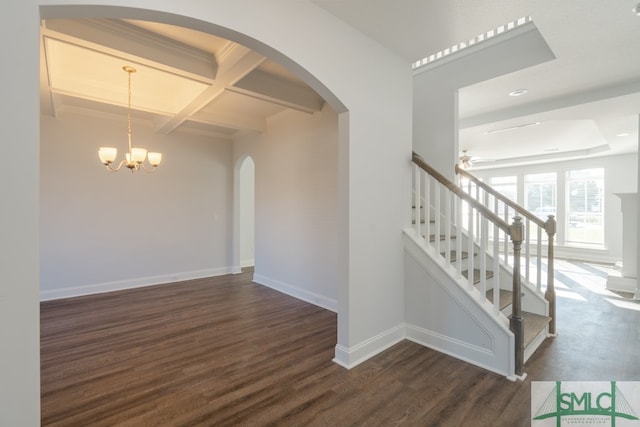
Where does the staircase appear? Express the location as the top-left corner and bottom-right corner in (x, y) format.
(405, 152), (557, 379)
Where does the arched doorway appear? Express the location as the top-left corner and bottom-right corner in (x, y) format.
(6, 4), (412, 422)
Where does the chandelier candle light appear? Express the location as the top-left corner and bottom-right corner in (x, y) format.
(98, 66), (162, 173)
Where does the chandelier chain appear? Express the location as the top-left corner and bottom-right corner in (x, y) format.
(127, 67), (133, 154)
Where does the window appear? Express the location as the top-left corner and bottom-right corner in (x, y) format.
(490, 176), (517, 220)
(490, 176), (517, 200)
(566, 168), (604, 245)
(525, 173), (557, 221)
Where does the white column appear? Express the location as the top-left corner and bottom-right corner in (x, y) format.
(606, 193), (638, 295)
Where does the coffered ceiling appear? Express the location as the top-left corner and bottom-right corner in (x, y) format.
(40, 18), (325, 141)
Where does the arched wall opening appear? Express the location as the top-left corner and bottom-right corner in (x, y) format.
(38, 1), (353, 358)
(2, 2), (414, 423)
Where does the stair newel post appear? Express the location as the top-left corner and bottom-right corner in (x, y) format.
(509, 216), (525, 377)
(545, 215), (557, 336)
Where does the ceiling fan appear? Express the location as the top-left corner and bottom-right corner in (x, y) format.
(458, 150), (494, 169)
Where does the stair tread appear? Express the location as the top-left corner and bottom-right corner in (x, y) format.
(441, 251), (471, 262)
(485, 289), (513, 311)
(522, 311), (551, 348)
(461, 268), (494, 284)
(429, 234), (456, 242)
(411, 219), (435, 225)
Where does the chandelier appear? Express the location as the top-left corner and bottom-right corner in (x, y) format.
(98, 66), (162, 173)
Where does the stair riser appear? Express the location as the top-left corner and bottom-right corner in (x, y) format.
(448, 256), (493, 287)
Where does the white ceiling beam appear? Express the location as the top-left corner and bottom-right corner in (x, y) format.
(42, 19), (217, 83)
(189, 110), (266, 134)
(229, 69), (324, 114)
(156, 45), (266, 135)
(173, 125), (235, 141)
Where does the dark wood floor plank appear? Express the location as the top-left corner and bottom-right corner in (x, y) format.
(41, 262), (640, 426)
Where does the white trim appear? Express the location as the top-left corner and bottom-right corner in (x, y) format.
(405, 324), (509, 377)
(606, 275), (638, 293)
(524, 326), (549, 363)
(40, 267), (236, 301)
(412, 20), (535, 74)
(240, 258), (255, 268)
(553, 246), (618, 265)
(332, 324), (405, 369)
(252, 273), (337, 312)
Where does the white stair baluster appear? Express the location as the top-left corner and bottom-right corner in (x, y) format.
(434, 184), (441, 255)
(456, 196), (462, 277)
(537, 227), (543, 291)
(467, 204), (474, 292)
(425, 174), (431, 242)
(493, 222), (500, 315)
(480, 215), (487, 303)
(413, 164), (421, 239)
(525, 219), (531, 284)
(445, 188), (452, 263)
(503, 207), (509, 264)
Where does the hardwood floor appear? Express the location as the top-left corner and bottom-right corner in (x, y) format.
(41, 262), (640, 426)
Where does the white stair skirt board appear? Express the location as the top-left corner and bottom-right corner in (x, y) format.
(524, 325), (549, 363)
(405, 324), (513, 378)
(40, 267), (237, 301)
(252, 274), (337, 312)
(404, 229), (515, 378)
(333, 324), (405, 369)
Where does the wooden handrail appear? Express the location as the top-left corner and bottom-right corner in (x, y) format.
(412, 151), (538, 377)
(455, 164), (546, 229)
(412, 152), (511, 234)
(455, 159), (558, 339)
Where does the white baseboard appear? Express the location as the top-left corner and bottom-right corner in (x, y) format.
(606, 275), (637, 293)
(333, 324), (405, 369)
(40, 267), (236, 301)
(252, 273), (337, 312)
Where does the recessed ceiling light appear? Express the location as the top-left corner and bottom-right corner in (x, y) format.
(633, 3), (640, 15)
(544, 148), (560, 152)
(617, 133), (630, 137)
(509, 89), (528, 97)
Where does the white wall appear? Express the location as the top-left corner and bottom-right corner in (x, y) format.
(40, 112), (234, 299)
(470, 153), (638, 263)
(234, 105), (339, 311)
(0, 1), (40, 425)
